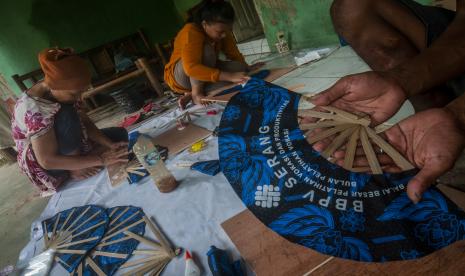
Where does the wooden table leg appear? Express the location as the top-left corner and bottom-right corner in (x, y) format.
(136, 57), (164, 97)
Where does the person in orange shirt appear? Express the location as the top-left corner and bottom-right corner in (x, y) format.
(164, 0), (262, 109)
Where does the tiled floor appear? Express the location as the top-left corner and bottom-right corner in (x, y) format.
(237, 37), (271, 56)
(267, 46), (415, 126)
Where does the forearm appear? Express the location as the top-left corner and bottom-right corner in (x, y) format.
(80, 113), (112, 148)
(389, 7), (465, 96)
(39, 153), (102, 171)
(445, 94), (465, 130)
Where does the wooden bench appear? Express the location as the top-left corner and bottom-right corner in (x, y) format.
(12, 30), (170, 109)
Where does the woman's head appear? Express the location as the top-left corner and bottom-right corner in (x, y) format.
(38, 47), (91, 102)
(187, 0), (235, 41)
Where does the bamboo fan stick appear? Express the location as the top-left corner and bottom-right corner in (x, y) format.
(321, 127), (357, 158)
(120, 254), (168, 269)
(55, 236), (99, 249)
(343, 126), (360, 170)
(132, 258), (170, 276)
(106, 211), (141, 236)
(300, 110), (341, 121)
(55, 257), (71, 269)
(42, 221), (50, 247)
(126, 170), (147, 177)
(57, 220), (107, 246)
(124, 231), (162, 248)
(58, 209), (75, 234)
(98, 236), (132, 248)
(61, 206), (91, 235)
(51, 213), (61, 240)
(121, 259), (161, 276)
(102, 219), (145, 242)
(86, 257), (106, 276)
(307, 124), (352, 144)
(92, 251), (128, 259)
(364, 127), (414, 170)
(110, 207), (130, 227)
(56, 249), (86, 254)
(77, 262), (83, 276)
(300, 120), (346, 131)
(144, 216), (175, 257)
(303, 256), (334, 275)
(360, 127), (383, 174)
(54, 207), (94, 244)
(133, 250), (166, 255)
(150, 261), (169, 276)
(109, 207), (119, 218)
(321, 106), (371, 126)
(63, 209), (102, 238)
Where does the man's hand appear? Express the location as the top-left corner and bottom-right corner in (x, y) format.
(333, 109), (464, 203)
(311, 71), (408, 125)
(384, 109), (464, 203)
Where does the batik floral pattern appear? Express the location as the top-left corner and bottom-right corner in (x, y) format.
(11, 95), (90, 193)
(340, 209), (366, 232)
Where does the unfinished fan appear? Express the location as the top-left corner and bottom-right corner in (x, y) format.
(298, 105), (414, 174)
(41, 205), (108, 273)
(73, 206), (146, 276)
(117, 215), (181, 276)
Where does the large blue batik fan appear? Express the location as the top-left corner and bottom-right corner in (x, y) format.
(73, 206), (146, 275)
(41, 205), (109, 273)
(217, 78), (465, 262)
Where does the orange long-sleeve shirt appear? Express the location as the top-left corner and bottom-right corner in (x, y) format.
(164, 23), (246, 93)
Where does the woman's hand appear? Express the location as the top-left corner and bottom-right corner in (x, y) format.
(219, 71), (250, 84)
(70, 167), (102, 180)
(99, 147), (129, 166)
(248, 62), (266, 72)
(109, 141), (128, 150)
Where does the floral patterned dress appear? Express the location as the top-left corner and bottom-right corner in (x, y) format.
(11, 94), (90, 195)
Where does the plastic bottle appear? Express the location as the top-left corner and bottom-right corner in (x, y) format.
(133, 134), (178, 193)
(184, 250), (200, 276)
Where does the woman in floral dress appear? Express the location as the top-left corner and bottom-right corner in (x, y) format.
(11, 48), (129, 196)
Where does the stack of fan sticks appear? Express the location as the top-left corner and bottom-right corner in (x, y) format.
(299, 102), (415, 174)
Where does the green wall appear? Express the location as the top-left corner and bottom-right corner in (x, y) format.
(174, 0), (200, 19)
(0, 0), (183, 94)
(0, 0), (436, 94)
(254, 0), (433, 51)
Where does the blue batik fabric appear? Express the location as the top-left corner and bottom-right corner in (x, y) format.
(191, 160), (221, 176)
(82, 206), (146, 276)
(217, 77), (465, 262)
(216, 70), (271, 96)
(42, 205), (109, 272)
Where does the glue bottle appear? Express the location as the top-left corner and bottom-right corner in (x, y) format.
(184, 250), (200, 276)
(133, 134), (178, 193)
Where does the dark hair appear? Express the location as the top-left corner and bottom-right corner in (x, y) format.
(187, 0), (235, 25)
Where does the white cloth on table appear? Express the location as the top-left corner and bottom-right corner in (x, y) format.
(18, 103), (247, 275)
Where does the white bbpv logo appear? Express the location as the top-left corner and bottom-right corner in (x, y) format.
(255, 185), (281, 208)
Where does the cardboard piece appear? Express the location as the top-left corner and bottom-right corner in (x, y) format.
(151, 124), (212, 157)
